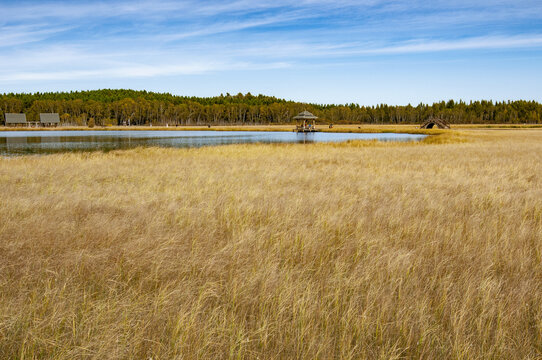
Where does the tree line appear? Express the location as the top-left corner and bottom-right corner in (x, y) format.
(1, 89), (541, 126)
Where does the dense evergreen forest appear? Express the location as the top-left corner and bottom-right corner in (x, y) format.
(1, 89), (541, 126)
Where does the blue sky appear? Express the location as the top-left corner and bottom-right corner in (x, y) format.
(1, 0), (541, 105)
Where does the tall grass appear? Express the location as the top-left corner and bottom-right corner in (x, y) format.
(0, 130), (541, 359)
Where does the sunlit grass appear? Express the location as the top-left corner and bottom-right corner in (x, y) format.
(0, 129), (541, 358)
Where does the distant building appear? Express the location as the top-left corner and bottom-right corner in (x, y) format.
(4, 113), (27, 127)
(40, 113), (60, 127)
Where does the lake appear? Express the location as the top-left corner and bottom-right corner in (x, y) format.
(0, 130), (426, 155)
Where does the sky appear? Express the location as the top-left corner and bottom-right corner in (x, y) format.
(0, 0), (541, 105)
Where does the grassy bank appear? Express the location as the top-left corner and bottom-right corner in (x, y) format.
(1, 129), (541, 358)
(0, 124), (431, 134)
(0, 125), (296, 133)
(0, 123), (496, 134)
(2, 123), (538, 137)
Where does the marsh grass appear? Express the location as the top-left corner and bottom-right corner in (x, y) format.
(0, 129), (541, 359)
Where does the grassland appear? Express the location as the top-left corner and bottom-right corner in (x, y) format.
(0, 128), (541, 359)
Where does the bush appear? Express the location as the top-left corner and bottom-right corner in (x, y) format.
(88, 118), (95, 128)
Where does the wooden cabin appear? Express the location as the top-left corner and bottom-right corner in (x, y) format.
(293, 111), (319, 132)
(4, 113), (27, 127)
(40, 113), (60, 127)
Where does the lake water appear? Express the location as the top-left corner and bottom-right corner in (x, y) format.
(0, 130), (426, 155)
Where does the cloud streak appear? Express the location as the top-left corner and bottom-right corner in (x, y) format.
(360, 35), (542, 55)
(0, 24), (73, 48)
(0, 61), (291, 82)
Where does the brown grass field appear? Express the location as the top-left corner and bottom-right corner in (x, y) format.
(0, 128), (541, 359)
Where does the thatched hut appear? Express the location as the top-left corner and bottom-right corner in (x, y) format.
(420, 118), (450, 129)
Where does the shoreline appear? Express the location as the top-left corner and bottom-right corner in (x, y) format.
(0, 123), (529, 134)
(0, 124), (437, 136)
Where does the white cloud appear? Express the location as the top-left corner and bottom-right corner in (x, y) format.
(0, 42), (291, 82)
(0, 65), (213, 82)
(359, 35), (542, 55)
(0, 24), (73, 47)
(0, 0), (365, 22)
(160, 10), (313, 41)
(2, 32), (542, 84)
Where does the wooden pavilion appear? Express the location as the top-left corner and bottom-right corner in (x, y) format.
(293, 111), (319, 132)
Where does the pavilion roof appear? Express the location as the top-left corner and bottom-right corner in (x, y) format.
(293, 110), (318, 120)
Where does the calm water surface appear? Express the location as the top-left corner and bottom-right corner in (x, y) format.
(0, 130), (426, 155)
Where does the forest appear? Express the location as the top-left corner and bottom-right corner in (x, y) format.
(1, 89), (541, 126)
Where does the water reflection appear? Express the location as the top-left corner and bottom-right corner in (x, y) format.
(0, 130), (426, 155)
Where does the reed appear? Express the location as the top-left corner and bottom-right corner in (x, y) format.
(0, 129), (541, 359)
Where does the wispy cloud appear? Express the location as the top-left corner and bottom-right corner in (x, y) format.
(156, 34), (542, 60)
(159, 10), (314, 41)
(0, 41), (292, 82)
(0, 0), (371, 23)
(360, 35), (542, 55)
(0, 1), (189, 21)
(0, 24), (73, 47)
(0, 61), (291, 82)
(3, 32), (540, 84)
(0, 64), (216, 82)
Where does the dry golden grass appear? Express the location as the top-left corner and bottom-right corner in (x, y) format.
(1, 129), (541, 359)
